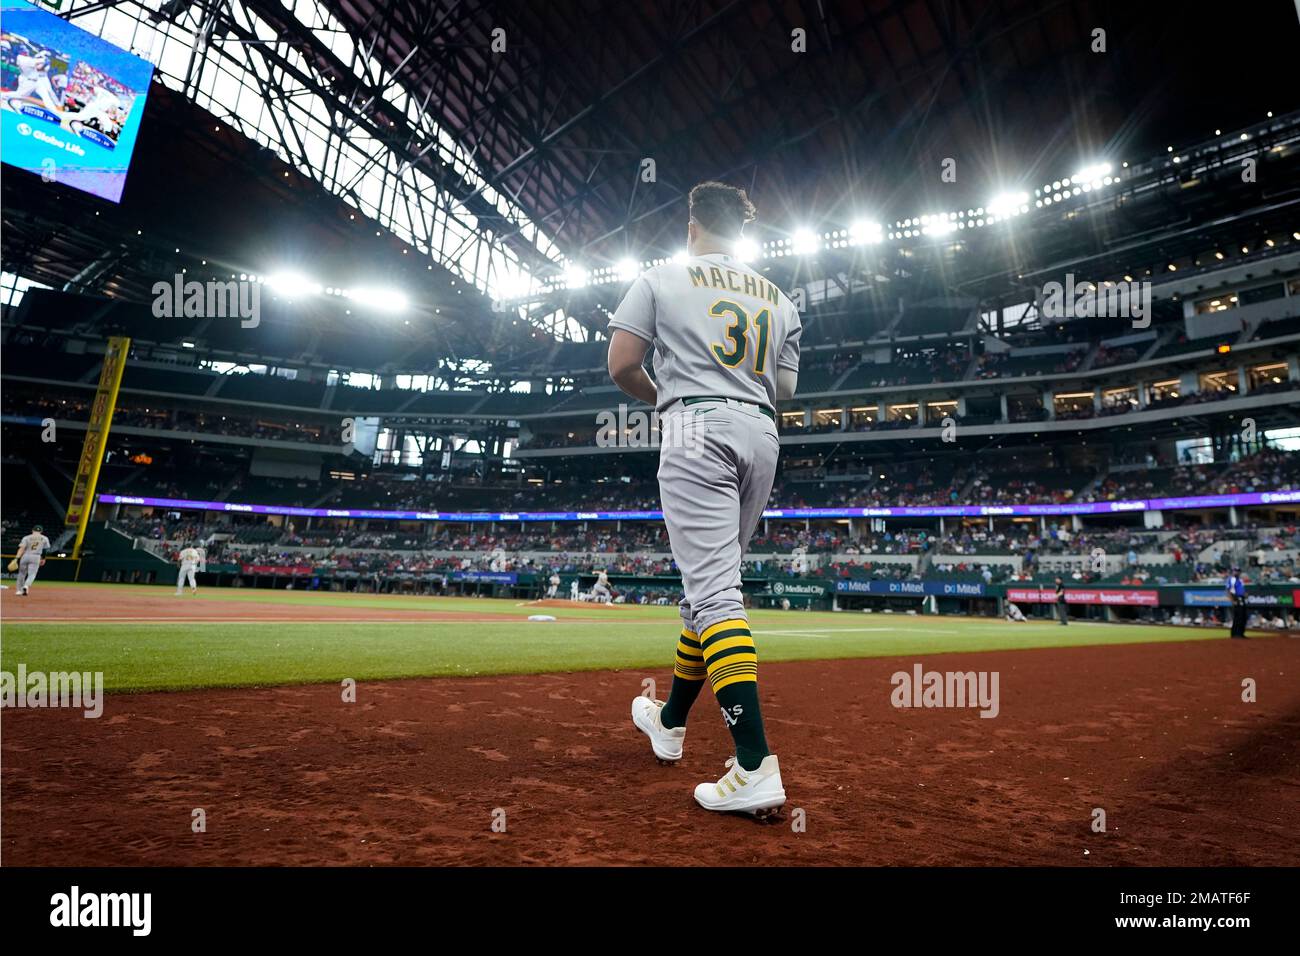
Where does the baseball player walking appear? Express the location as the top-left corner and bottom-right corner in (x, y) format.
(12, 523), (52, 596)
(175, 544), (205, 595)
(609, 181), (801, 817)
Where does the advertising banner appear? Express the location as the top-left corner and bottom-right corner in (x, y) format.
(1007, 587), (1158, 606)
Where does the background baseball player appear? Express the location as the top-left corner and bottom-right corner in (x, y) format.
(546, 571), (561, 599)
(7, 50), (62, 113)
(591, 568), (612, 603)
(64, 84), (123, 137)
(11, 523), (52, 596)
(610, 181), (801, 817)
(175, 543), (205, 595)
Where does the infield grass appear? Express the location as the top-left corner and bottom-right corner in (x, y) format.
(0, 581), (1237, 692)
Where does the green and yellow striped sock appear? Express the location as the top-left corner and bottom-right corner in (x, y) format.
(659, 628), (705, 729)
(700, 618), (769, 772)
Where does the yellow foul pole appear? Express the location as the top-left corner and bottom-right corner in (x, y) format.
(65, 335), (131, 558)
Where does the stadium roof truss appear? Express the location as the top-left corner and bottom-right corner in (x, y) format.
(59, 0), (585, 338)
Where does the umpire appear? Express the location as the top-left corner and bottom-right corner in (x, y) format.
(1055, 576), (1068, 625)
(1225, 566), (1248, 639)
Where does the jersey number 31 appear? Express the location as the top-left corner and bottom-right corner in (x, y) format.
(709, 299), (771, 373)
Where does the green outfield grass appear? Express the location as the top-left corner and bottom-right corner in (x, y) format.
(0, 582), (1234, 693)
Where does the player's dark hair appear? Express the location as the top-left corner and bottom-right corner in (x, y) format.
(688, 181), (756, 239)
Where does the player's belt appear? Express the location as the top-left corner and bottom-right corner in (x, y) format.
(680, 396), (776, 421)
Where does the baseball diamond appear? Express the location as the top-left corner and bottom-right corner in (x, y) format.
(3, 0), (1300, 934)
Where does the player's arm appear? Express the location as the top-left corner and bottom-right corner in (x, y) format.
(607, 273), (657, 406)
(608, 329), (657, 407)
(15, 541), (26, 560)
(776, 368), (798, 401)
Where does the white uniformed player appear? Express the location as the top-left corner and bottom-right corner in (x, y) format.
(13, 523), (52, 596)
(591, 569), (612, 603)
(7, 51), (63, 113)
(1005, 602), (1028, 622)
(175, 544), (205, 595)
(613, 181), (800, 817)
(65, 85), (124, 137)
(546, 572), (561, 599)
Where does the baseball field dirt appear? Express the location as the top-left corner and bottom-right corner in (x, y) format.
(3, 600), (1296, 865)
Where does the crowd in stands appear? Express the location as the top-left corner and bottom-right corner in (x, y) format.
(107, 500), (1300, 598)
(1081, 464), (1218, 502)
(4, 392), (335, 445)
(100, 446), (1300, 544)
(977, 348), (1086, 379)
(1208, 448), (1300, 495)
(82, 442), (1300, 597)
(1092, 343), (1141, 369)
(855, 346), (971, 386)
(968, 468), (1078, 505)
(1145, 385), (1236, 412)
(1167, 609), (1297, 629)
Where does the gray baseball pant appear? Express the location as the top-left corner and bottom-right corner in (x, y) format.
(17, 555), (41, 592)
(657, 399), (779, 634)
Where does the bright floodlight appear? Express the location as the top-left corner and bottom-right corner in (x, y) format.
(791, 228), (819, 255)
(670, 248), (690, 264)
(924, 219), (956, 237)
(497, 270), (532, 299)
(986, 191), (1029, 218)
(564, 265), (589, 289)
(1071, 162), (1111, 185)
(348, 287), (409, 312)
(615, 258), (641, 281)
(849, 220), (882, 245)
(733, 238), (759, 262)
(265, 272), (322, 298)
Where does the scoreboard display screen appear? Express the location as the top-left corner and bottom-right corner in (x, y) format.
(0, 0), (153, 202)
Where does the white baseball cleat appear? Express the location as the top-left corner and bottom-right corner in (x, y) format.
(694, 755), (785, 818)
(631, 696), (685, 762)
